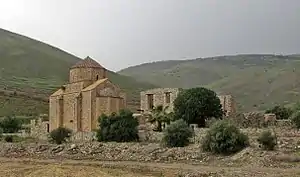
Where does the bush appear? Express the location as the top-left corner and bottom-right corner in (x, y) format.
(291, 111), (300, 129)
(173, 87), (223, 127)
(4, 135), (13, 142)
(0, 128), (3, 140)
(97, 109), (139, 142)
(0, 116), (22, 133)
(49, 127), (72, 144)
(202, 120), (249, 154)
(257, 130), (277, 150)
(162, 119), (193, 147)
(265, 106), (292, 120)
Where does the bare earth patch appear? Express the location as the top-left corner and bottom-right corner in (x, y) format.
(0, 160), (160, 177)
(1, 158), (300, 177)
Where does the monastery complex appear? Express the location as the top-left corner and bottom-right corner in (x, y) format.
(49, 57), (236, 133)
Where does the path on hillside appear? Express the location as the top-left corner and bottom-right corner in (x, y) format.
(0, 157), (299, 177)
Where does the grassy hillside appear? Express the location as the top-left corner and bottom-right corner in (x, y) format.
(0, 28), (156, 116)
(119, 54), (300, 112)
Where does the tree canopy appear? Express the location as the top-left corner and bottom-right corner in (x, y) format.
(96, 109), (139, 142)
(173, 87), (223, 127)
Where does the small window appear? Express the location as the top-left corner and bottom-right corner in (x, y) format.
(96, 75), (99, 80)
(165, 92), (171, 104)
(70, 120), (73, 123)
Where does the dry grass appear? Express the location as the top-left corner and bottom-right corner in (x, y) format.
(0, 161), (159, 177)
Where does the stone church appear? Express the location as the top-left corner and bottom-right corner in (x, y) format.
(49, 57), (126, 132)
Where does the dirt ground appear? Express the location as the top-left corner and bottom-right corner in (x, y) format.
(1, 158), (300, 177)
(0, 159), (159, 177)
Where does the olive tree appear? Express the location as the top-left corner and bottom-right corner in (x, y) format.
(173, 87), (223, 127)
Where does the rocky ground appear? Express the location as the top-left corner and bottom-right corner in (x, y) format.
(0, 135), (300, 176)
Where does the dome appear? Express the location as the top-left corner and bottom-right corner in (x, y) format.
(70, 56), (104, 69)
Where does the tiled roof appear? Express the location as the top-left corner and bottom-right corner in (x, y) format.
(50, 88), (64, 97)
(71, 56), (104, 69)
(82, 78), (108, 92)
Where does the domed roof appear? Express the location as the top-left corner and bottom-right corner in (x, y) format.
(71, 56), (104, 69)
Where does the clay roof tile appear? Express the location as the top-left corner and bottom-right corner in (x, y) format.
(71, 56), (104, 69)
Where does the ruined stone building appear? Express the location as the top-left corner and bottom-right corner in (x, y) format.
(140, 88), (181, 113)
(49, 57), (126, 132)
(140, 88), (236, 116)
(217, 95), (236, 116)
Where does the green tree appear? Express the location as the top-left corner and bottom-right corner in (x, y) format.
(162, 119), (193, 147)
(97, 109), (139, 142)
(291, 111), (300, 129)
(147, 105), (173, 132)
(49, 127), (72, 144)
(0, 116), (22, 133)
(173, 87), (223, 127)
(265, 105), (292, 120)
(202, 120), (249, 154)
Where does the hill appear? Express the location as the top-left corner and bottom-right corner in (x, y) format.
(0, 28), (156, 116)
(119, 54), (300, 112)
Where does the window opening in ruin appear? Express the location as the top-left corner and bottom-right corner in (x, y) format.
(70, 120), (74, 123)
(46, 123), (50, 133)
(96, 75), (99, 80)
(147, 94), (154, 109)
(165, 92), (171, 104)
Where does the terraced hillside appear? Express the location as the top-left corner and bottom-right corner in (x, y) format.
(0, 28), (156, 116)
(119, 54), (300, 112)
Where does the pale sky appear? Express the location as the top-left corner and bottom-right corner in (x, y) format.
(0, 0), (299, 71)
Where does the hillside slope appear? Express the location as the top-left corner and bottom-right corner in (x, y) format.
(0, 28), (156, 116)
(119, 54), (300, 112)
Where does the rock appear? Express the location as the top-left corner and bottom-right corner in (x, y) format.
(51, 145), (64, 153)
(70, 144), (76, 149)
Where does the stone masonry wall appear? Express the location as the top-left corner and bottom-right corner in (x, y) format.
(69, 68), (106, 83)
(141, 88), (236, 115)
(218, 95), (236, 116)
(49, 97), (58, 131)
(30, 118), (49, 140)
(140, 88), (180, 113)
(69, 68), (93, 83)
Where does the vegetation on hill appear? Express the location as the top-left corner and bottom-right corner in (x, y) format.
(119, 54), (300, 112)
(0, 28), (156, 116)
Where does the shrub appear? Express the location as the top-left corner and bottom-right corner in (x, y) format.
(162, 119), (193, 147)
(4, 135), (13, 142)
(202, 120), (249, 154)
(0, 128), (3, 140)
(265, 105), (292, 120)
(49, 127), (72, 144)
(147, 105), (173, 132)
(97, 109), (139, 142)
(173, 87), (223, 127)
(205, 117), (219, 128)
(0, 116), (22, 133)
(257, 130), (277, 150)
(290, 111), (300, 129)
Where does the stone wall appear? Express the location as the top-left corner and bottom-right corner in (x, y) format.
(30, 118), (49, 140)
(143, 126), (299, 143)
(69, 68), (106, 83)
(30, 118), (96, 141)
(140, 88), (236, 115)
(70, 131), (96, 142)
(218, 95), (236, 116)
(140, 88), (181, 113)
